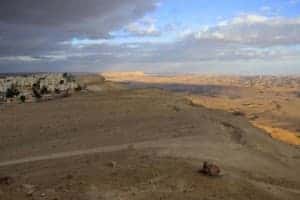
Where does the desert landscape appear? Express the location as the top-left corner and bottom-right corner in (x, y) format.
(0, 73), (300, 200)
(104, 72), (300, 145)
(1, 1), (300, 199)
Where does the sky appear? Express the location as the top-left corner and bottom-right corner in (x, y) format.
(0, 0), (299, 75)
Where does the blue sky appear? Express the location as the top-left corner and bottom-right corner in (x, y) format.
(154, 0), (300, 21)
(112, 0), (300, 43)
(0, 0), (300, 74)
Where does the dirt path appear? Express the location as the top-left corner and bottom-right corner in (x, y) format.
(0, 140), (160, 167)
(1, 134), (300, 183)
(2, 146), (299, 200)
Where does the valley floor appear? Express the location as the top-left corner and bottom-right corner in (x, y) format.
(104, 73), (300, 145)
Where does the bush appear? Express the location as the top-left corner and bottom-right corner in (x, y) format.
(62, 72), (69, 79)
(32, 88), (41, 99)
(32, 83), (40, 90)
(5, 88), (15, 98)
(40, 86), (49, 95)
(20, 95), (26, 103)
(54, 88), (61, 94)
(5, 85), (20, 98)
(32, 82), (42, 99)
(75, 85), (82, 91)
(63, 73), (75, 82)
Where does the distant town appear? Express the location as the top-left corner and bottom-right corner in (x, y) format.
(0, 73), (82, 104)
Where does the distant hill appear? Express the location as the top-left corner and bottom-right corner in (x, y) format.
(102, 71), (145, 79)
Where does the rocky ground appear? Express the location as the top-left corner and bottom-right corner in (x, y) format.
(1, 149), (300, 200)
(0, 77), (299, 199)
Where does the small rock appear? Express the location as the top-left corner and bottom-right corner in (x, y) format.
(65, 174), (73, 180)
(22, 184), (36, 196)
(232, 111), (245, 116)
(172, 106), (180, 112)
(79, 181), (85, 185)
(108, 161), (117, 169)
(199, 161), (221, 176)
(0, 176), (14, 185)
(249, 115), (259, 120)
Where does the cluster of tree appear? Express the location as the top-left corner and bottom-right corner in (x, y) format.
(63, 72), (75, 83)
(5, 84), (26, 103)
(5, 84), (20, 98)
(3, 73), (81, 103)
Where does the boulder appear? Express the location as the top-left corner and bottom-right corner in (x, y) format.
(199, 161), (221, 176)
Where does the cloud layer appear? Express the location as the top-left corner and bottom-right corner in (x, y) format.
(0, 0), (157, 33)
(196, 14), (300, 46)
(0, 1), (299, 74)
(0, 0), (157, 57)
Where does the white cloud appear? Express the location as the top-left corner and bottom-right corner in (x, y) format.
(125, 17), (161, 36)
(61, 38), (109, 48)
(2, 5), (300, 75)
(231, 14), (269, 24)
(195, 14), (300, 45)
(0, 56), (40, 62)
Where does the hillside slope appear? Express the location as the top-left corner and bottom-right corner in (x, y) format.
(0, 84), (299, 199)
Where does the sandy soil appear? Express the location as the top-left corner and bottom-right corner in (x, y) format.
(1, 149), (300, 200)
(102, 72), (300, 145)
(0, 79), (300, 199)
